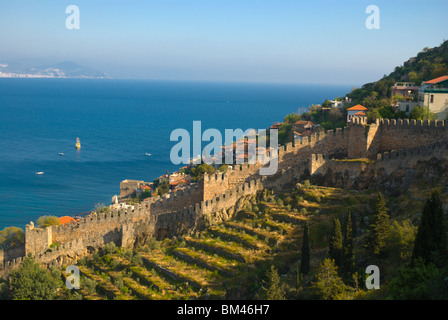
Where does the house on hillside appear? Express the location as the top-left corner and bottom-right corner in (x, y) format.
(270, 122), (281, 130)
(330, 97), (352, 108)
(346, 105), (368, 122)
(120, 179), (152, 198)
(397, 101), (419, 115)
(391, 82), (420, 99)
(293, 120), (314, 132)
(168, 172), (191, 190)
(418, 75), (448, 119)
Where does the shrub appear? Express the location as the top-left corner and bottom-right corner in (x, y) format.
(0, 280), (10, 300)
(113, 277), (124, 290)
(303, 180), (311, 189)
(36, 216), (60, 228)
(120, 286), (129, 295)
(145, 237), (161, 251)
(102, 242), (117, 255)
(94, 203), (111, 214)
(0, 227), (25, 249)
(312, 259), (348, 300)
(387, 258), (448, 299)
(9, 257), (61, 300)
(131, 253), (143, 266)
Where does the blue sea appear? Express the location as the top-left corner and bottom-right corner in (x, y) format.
(0, 79), (351, 230)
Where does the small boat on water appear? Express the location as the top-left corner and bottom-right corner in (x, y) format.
(75, 137), (81, 149)
(59, 153), (64, 156)
(36, 172), (44, 175)
(146, 153), (152, 156)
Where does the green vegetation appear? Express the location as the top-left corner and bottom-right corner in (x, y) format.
(183, 163), (217, 182)
(272, 40), (448, 140)
(299, 221), (310, 276)
(260, 265), (286, 300)
(2, 178), (447, 300)
(0, 227), (24, 249)
(36, 216), (60, 228)
(365, 193), (390, 256)
(94, 203), (111, 213)
(9, 257), (62, 300)
(312, 258), (348, 300)
(347, 41), (448, 119)
(301, 105), (346, 131)
(341, 213), (354, 275)
(412, 190), (447, 266)
(409, 106), (437, 121)
(329, 218), (343, 269)
(153, 179), (170, 196)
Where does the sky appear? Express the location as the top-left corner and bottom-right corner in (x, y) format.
(0, 0), (447, 85)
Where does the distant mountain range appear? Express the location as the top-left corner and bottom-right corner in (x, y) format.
(0, 61), (110, 79)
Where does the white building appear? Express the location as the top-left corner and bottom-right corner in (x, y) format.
(398, 101), (419, 115)
(418, 75), (448, 119)
(346, 105), (368, 122)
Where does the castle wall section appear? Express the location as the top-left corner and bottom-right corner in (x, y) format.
(147, 183), (204, 215)
(377, 119), (448, 153)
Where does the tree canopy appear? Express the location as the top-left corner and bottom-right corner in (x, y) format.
(9, 257), (62, 300)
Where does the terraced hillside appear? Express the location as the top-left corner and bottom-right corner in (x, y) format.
(64, 183), (396, 300)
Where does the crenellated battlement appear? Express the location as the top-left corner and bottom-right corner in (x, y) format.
(378, 118), (448, 128)
(376, 140), (448, 162)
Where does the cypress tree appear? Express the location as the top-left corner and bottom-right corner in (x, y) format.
(300, 220), (310, 276)
(366, 192), (390, 256)
(329, 218), (343, 268)
(412, 189), (447, 265)
(342, 212), (355, 274)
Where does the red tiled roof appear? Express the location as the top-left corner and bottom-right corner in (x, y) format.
(425, 75), (448, 84)
(141, 185), (152, 190)
(294, 120), (313, 125)
(58, 216), (75, 225)
(347, 105), (368, 111)
(170, 179), (188, 186)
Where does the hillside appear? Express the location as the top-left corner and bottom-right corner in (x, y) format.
(3, 177), (447, 300)
(273, 40), (448, 144)
(347, 40), (448, 105)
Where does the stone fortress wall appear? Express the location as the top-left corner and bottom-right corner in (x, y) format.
(1, 118), (447, 278)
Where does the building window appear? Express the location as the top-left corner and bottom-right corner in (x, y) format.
(406, 105), (409, 112)
(430, 95), (434, 103)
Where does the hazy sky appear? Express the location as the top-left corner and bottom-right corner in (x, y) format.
(1, 0), (447, 85)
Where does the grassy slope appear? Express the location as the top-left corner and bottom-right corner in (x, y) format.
(55, 177), (446, 300)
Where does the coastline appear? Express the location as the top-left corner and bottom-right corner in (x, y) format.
(0, 79), (352, 230)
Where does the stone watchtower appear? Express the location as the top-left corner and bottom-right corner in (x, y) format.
(25, 221), (52, 257)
